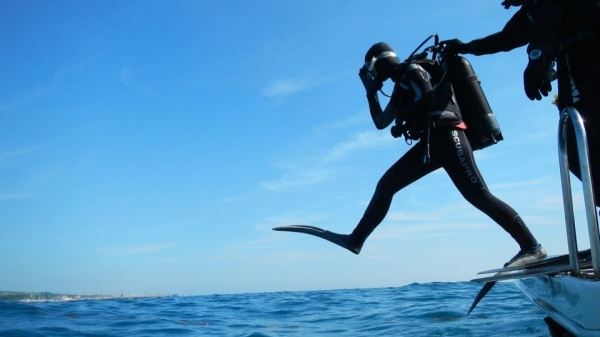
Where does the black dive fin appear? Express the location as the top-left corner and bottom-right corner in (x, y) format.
(472, 260), (592, 283)
(272, 225), (360, 254)
(467, 281), (496, 315)
(477, 249), (592, 275)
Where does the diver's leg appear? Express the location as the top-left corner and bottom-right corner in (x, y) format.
(349, 141), (439, 252)
(440, 129), (544, 265)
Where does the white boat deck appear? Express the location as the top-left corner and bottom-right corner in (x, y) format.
(513, 108), (600, 336)
(516, 275), (600, 337)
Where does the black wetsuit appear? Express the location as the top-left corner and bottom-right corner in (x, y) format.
(457, 0), (600, 204)
(351, 63), (538, 250)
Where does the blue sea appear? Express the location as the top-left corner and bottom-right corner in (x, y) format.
(0, 282), (550, 337)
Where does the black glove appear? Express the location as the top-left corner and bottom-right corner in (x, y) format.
(501, 0), (524, 9)
(523, 51), (553, 101)
(359, 66), (382, 95)
(390, 124), (405, 138)
(440, 39), (470, 56)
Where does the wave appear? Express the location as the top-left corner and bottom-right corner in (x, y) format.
(0, 283), (549, 337)
(0, 291), (167, 303)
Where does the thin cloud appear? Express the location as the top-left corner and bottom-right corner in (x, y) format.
(118, 66), (156, 95)
(386, 201), (479, 224)
(262, 77), (317, 98)
(314, 112), (368, 132)
(258, 211), (327, 230)
(386, 210), (443, 222)
(0, 89), (44, 113)
(378, 221), (488, 240)
(262, 129), (393, 192)
(261, 167), (331, 192)
(225, 233), (285, 252)
(0, 148), (40, 203)
(235, 250), (331, 265)
(0, 193), (29, 201)
(0, 147), (41, 171)
(488, 178), (547, 191)
(535, 194), (563, 208)
(0, 63), (82, 113)
(104, 243), (175, 255)
(323, 131), (393, 162)
(119, 67), (133, 86)
(0, 147), (40, 162)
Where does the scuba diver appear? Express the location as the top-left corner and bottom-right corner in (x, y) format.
(274, 41), (546, 268)
(442, 0), (600, 205)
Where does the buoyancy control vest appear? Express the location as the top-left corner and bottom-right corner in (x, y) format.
(393, 60), (461, 138)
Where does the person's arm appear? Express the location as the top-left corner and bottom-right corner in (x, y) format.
(522, 0), (566, 100)
(366, 93), (395, 130)
(359, 67), (394, 130)
(526, 0), (565, 56)
(465, 8), (532, 55)
(442, 7), (532, 56)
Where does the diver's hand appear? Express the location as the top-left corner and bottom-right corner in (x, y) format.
(501, 0), (524, 9)
(440, 39), (470, 55)
(390, 124), (404, 138)
(523, 51), (553, 101)
(359, 66), (382, 95)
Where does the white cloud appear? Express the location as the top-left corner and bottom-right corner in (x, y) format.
(386, 210), (443, 222)
(314, 112), (368, 132)
(535, 194), (563, 209)
(324, 131), (393, 163)
(261, 127), (395, 192)
(488, 178), (547, 191)
(386, 201), (480, 223)
(262, 78), (316, 98)
(261, 167), (331, 192)
(378, 221), (488, 240)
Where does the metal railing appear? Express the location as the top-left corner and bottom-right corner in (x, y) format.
(558, 107), (600, 277)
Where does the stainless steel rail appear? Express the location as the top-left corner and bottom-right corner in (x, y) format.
(558, 107), (600, 277)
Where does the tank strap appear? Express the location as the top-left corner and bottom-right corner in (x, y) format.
(423, 114), (431, 165)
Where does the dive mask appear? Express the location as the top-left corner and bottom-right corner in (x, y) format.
(364, 51), (398, 81)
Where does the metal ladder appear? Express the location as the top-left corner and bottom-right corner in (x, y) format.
(558, 107), (600, 277)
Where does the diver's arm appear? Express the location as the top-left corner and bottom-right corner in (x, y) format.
(367, 93), (394, 130)
(359, 66), (394, 130)
(527, 0), (565, 56)
(521, 0), (565, 100)
(464, 8), (532, 55)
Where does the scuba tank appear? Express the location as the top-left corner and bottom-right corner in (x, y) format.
(399, 34), (503, 151)
(446, 55), (503, 150)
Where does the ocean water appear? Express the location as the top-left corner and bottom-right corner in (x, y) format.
(0, 282), (551, 337)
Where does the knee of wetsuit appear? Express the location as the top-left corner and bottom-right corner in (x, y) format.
(376, 172), (398, 193)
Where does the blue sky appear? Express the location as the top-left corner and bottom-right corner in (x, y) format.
(0, 0), (591, 296)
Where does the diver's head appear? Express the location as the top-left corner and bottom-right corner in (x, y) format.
(363, 42), (401, 82)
